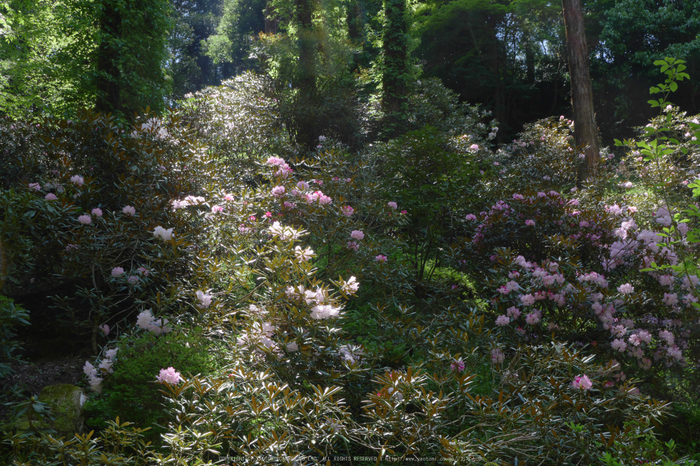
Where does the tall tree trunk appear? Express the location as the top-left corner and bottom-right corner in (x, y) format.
(95, 1), (122, 114)
(382, 0), (408, 137)
(562, 0), (600, 180)
(265, 0), (278, 34)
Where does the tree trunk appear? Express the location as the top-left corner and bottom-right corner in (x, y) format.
(95, 1), (122, 115)
(265, 0), (278, 34)
(562, 0), (600, 180)
(382, 0), (408, 137)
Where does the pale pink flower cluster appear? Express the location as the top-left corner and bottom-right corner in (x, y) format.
(111, 267), (125, 277)
(84, 361), (103, 393)
(525, 311), (541, 325)
(294, 246), (315, 262)
(29, 182), (41, 191)
(654, 206), (672, 226)
(387, 201), (397, 209)
(347, 241), (359, 251)
(572, 374), (592, 390)
(465, 214), (477, 221)
(525, 219), (535, 226)
(70, 175), (84, 186)
(617, 283), (634, 295)
(122, 205), (136, 216)
(211, 205), (224, 214)
(375, 254), (387, 263)
(78, 214), (91, 224)
(341, 205), (354, 216)
(137, 309), (171, 334)
(171, 196), (205, 210)
(156, 367), (182, 384)
(266, 156), (292, 177)
(272, 185), (285, 197)
(269, 221), (303, 241)
(350, 230), (364, 240)
(495, 315), (510, 326)
(450, 358), (465, 372)
(340, 276), (359, 295)
(506, 306), (521, 319)
(310, 304), (342, 319)
(84, 348), (118, 393)
(304, 190), (332, 204)
(520, 294), (535, 306)
(196, 290), (212, 308)
(153, 226), (174, 241)
(491, 348), (505, 364)
(605, 204), (623, 215)
(91, 208), (103, 217)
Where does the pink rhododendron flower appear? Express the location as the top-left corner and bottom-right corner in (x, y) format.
(99, 324), (110, 335)
(45, 193), (58, 201)
(156, 367), (182, 384)
(617, 283), (634, 295)
(310, 304), (341, 319)
(294, 246), (315, 262)
(111, 267), (124, 277)
(495, 315), (510, 326)
(506, 306), (521, 319)
(91, 208), (103, 217)
(375, 254), (388, 263)
(196, 290), (212, 308)
(611, 339), (627, 352)
(572, 374), (592, 390)
(663, 293), (679, 306)
(491, 349), (505, 364)
(469, 144), (479, 151)
(78, 214), (91, 224)
(525, 219), (535, 226)
(520, 294), (535, 306)
(341, 205), (354, 216)
(211, 205), (224, 213)
(29, 182), (41, 191)
(70, 175), (84, 186)
(388, 201), (398, 209)
(272, 186), (285, 197)
(465, 214), (477, 221)
(347, 241), (359, 251)
(122, 205), (136, 216)
(340, 276), (360, 294)
(451, 358), (465, 372)
(128, 275), (139, 284)
(350, 230), (364, 240)
(153, 226), (173, 241)
(525, 312), (540, 325)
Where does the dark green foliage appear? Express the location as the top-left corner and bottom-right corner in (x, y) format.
(0, 109), (207, 346)
(201, 0), (266, 78)
(0, 296), (29, 379)
(375, 126), (480, 284)
(84, 329), (217, 444)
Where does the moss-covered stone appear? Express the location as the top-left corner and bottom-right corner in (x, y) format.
(2, 384), (86, 436)
(39, 384), (85, 436)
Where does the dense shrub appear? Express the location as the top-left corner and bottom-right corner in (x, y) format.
(0, 296), (29, 380)
(83, 328), (218, 445)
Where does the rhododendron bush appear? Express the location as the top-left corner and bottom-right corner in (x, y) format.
(2, 66), (700, 465)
